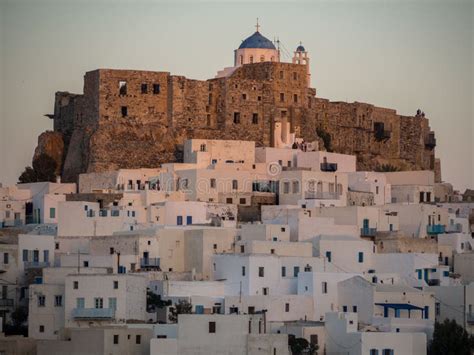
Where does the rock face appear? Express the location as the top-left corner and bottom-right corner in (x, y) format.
(33, 131), (64, 176)
(33, 63), (438, 182)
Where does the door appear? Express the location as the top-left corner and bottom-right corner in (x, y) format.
(186, 216), (193, 225)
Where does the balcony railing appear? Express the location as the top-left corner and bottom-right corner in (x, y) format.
(304, 192), (340, 200)
(446, 223), (462, 233)
(360, 227), (377, 237)
(0, 298), (14, 307)
(24, 261), (50, 269)
(72, 307), (115, 320)
(467, 313), (474, 324)
(320, 162), (338, 172)
(140, 257), (160, 268)
(427, 224), (445, 235)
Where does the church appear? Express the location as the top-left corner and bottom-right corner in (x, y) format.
(34, 25), (439, 183)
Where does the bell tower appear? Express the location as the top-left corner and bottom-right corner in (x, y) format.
(292, 42), (310, 86)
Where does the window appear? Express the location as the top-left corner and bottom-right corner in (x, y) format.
(342, 305), (348, 312)
(240, 245), (245, 253)
(39, 325), (45, 333)
(73, 281), (78, 289)
(213, 244), (217, 250)
(353, 305), (358, 312)
(263, 287), (268, 295)
(281, 266), (286, 277)
(110, 247), (115, 255)
(38, 295), (45, 307)
(285, 303), (290, 312)
(83, 261), (89, 267)
(22, 249), (28, 262)
(270, 249), (275, 254)
(293, 94), (298, 103)
(258, 267), (264, 277)
(121, 106), (128, 117)
(358, 252), (364, 263)
(76, 298), (85, 309)
(209, 321), (216, 333)
(177, 216), (183, 225)
(382, 350), (394, 355)
(249, 56), (254, 63)
(233, 112), (240, 124)
(293, 266), (300, 277)
(370, 350), (379, 355)
(252, 113), (258, 124)
(186, 216), (193, 225)
(113, 281), (119, 289)
(153, 84), (160, 94)
(232, 180), (238, 190)
(280, 93), (285, 102)
(113, 334), (119, 344)
(136, 335), (141, 344)
(283, 182), (290, 194)
(310, 334), (318, 345)
(55, 242), (59, 250)
(239, 198), (246, 204)
(435, 302), (440, 316)
(376, 186), (379, 194)
(325, 251), (332, 262)
(43, 250), (49, 263)
(279, 71), (284, 79)
(94, 297), (104, 309)
(242, 93), (247, 100)
(248, 306), (255, 314)
(226, 198), (233, 204)
(260, 55), (265, 62)
(242, 266), (246, 276)
(292, 181), (299, 194)
(119, 81), (127, 95)
(55, 295), (62, 307)
(322, 282), (328, 294)
(3, 253), (8, 264)
(257, 96), (262, 101)
(141, 83), (148, 94)
(49, 207), (56, 219)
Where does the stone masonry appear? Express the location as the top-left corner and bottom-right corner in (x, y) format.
(34, 62), (438, 182)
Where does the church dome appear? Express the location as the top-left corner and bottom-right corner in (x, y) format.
(296, 44), (305, 52)
(239, 31), (276, 50)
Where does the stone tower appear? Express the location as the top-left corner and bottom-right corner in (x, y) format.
(292, 43), (310, 86)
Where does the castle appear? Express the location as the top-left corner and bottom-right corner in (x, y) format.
(34, 25), (439, 182)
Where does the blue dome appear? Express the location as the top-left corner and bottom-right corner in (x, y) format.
(239, 32), (276, 50)
(296, 45), (305, 52)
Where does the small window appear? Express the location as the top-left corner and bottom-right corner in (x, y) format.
(240, 245), (245, 253)
(110, 247), (115, 255)
(113, 334), (119, 344)
(285, 303), (290, 312)
(239, 198), (246, 204)
(209, 321), (216, 333)
(177, 216), (183, 225)
(153, 84), (160, 94)
(281, 266), (286, 277)
(242, 93), (247, 100)
(325, 251), (332, 262)
(113, 281), (119, 289)
(38, 295), (45, 307)
(226, 197), (233, 204)
(141, 83), (148, 94)
(213, 244), (217, 250)
(343, 305), (348, 312)
(95, 297), (104, 309)
(49, 207), (56, 219)
(252, 113), (259, 124)
(263, 287), (268, 295)
(3, 253), (8, 264)
(293, 266), (300, 277)
(55, 295), (62, 307)
(39, 325), (45, 333)
(293, 72), (297, 80)
(322, 281), (328, 294)
(83, 261), (89, 267)
(232, 180), (238, 190)
(293, 94), (298, 103)
(210, 179), (216, 188)
(119, 81), (127, 95)
(249, 56), (254, 63)
(353, 305), (358, 312)
(358, 252), (364, 263)
(73, 281), (78, 289)
(257, 96), (262, 101)
(55, 242), (59, 250)
(121, 106), (128, 117)
(279, 71), (284, 79)
(258, 267), (264, 277)
(280, 93), (285, 102)
(136, 335), (141, 344)
(242, 266), (246, 276)
(233, 112), (241, 124)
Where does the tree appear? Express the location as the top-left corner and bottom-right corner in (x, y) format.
(288, 334), (318, 355)
(18, 153), (57, 183)
(428, 319), (474, 355)
(168, 299), (192, 323)
(4, 306), (28, 336)
(146, 290), (170, 312)
(316, 128), (332, 152)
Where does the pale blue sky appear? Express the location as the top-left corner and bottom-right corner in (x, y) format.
(0, 0), (472, 190)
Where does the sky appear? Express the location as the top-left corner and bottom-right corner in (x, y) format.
(0, 0), (472, 190)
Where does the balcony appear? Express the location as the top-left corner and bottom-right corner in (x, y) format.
(467, 313), (474, 325)
(360, 227), (377, 237)
(446, 223), (462, 233)
(72, 307), (115, 320)
(304, 192), (340, 200)
(0, 298), (14, 307)
(140, 257), (160, 269)
(24, 261), (50, 269)
(425, 133), (436, 149)
(320, 162), (338, 172)
(427, 224), (445, 235)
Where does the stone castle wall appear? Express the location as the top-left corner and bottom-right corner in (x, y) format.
(37, 62), (437, 182)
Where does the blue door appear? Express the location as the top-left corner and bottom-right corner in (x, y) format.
(177, 216), (183, 225)
(186, 216), (193, 225)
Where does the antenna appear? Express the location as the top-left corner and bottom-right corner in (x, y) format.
(255, 18), (260, 32)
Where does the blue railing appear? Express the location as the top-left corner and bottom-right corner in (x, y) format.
(72, 307), (115, 319)
(360, 227), (377, 237)
(24, 261), (50, 269)
(320, 162), (338, 172)
(140, 258), (160, 268)
(427, 224), (445, 235)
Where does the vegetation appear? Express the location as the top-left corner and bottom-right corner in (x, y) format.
(375, 163), (399, 172)
(288, 334), (318, 355)
(4, 306), (28, 336)
(428, 319), (474, 355)
(146, 290), (171, 312)
(316, 127), (332, 153)
(18, 153), (58, 183)
(168, 299), (193, 323)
